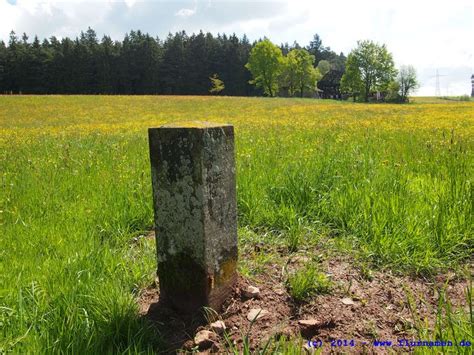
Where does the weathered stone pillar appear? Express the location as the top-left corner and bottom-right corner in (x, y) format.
(148, 122), (238, 314)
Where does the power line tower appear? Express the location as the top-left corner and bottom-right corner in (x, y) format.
(430, 69), (447, 97)
(435, 69), (441, 96)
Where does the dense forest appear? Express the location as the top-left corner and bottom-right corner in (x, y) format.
(0, 28), (345, 95)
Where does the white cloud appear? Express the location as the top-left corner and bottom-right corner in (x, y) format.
(124, 0), (137, 8)
(175, 8), (196, 18)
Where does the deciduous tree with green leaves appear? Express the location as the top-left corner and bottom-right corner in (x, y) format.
(341, 40), (397, 102)
(397, 65), (419, 102)
(209, 73), (225, 95)
(280, 48), (321, 97)
(245, 38), (283, 97)
(317, 60), (331, 76)
(340, 53), (363, 101)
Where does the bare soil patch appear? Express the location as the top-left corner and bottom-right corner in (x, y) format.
(138, 246), (469, 353)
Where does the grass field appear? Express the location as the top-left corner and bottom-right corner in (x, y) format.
(1, 96), (473, 353)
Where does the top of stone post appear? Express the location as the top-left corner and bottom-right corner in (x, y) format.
(159, 121), (232, 129)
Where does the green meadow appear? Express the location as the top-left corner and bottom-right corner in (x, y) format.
(1, 96), (473, 353)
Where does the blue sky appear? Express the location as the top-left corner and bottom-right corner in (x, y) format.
(1, 0), (473, 95)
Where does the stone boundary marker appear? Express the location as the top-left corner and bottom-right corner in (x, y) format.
(148, 121), (238, 314)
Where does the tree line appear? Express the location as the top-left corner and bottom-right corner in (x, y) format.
(0, 28), (345, 96)
(245, 38), (418, 102)
(0, 28), (417, 101)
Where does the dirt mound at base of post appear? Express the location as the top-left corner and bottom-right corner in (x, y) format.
(138, 254), (470, 353)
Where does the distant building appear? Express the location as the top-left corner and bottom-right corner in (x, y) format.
(471, 74), (474, 97)
(317, 70), (344, 99)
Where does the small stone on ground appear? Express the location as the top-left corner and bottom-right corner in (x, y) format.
(298, 319), (321, 338)
(291, 255), (310, 264)
(298, 319), (320, 327)
(194, 330), (217, 350)
(243, 285), (260, 299)
(247, 308), (269, 321)
(341, 297), (355, 305)
(210, 320), (226, 334)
